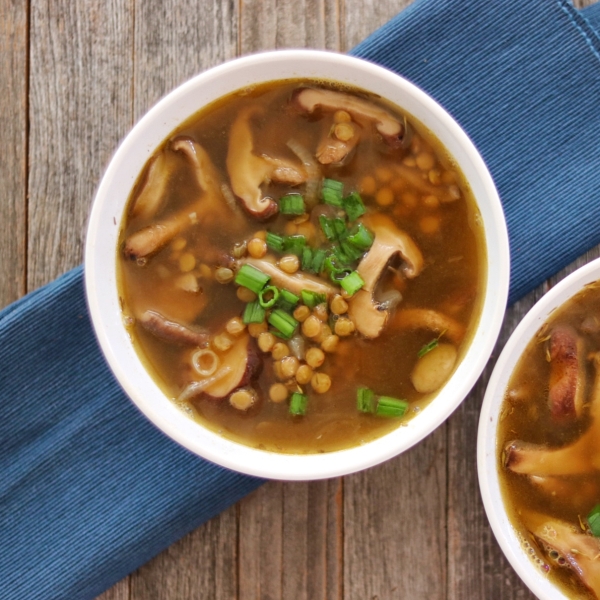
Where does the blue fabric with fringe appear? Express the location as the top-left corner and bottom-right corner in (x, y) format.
(2, 1), (600, 598)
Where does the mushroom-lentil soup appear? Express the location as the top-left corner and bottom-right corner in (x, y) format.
(117, 79), (486, 454)
(499, 282), (600, 599)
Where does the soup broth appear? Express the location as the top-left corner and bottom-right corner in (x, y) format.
(498, 282), (600, 599)
(118, 79), (485, 454)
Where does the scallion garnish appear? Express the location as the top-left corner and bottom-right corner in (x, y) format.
(321, 178), (344, 207)
(277, 289), (300, 312)
(346, 223), (374, 251)
(319, 216), (337, 241)
(332, 217), (347, 240)
(242, 300), (266, 324)
(301, 246), (313, 271)
(418, 339), (439, 358)
(339, 240), (364, 263)
(311, 248), (327, 274)
(235, 264), (270, 294)
(280, 193), (305, 215)
(340, 271), (365, 296)
(283, 234), (307, 256)
(588, 505), (600, 537)
(266, 232), (284, 252)
(376, 396), (409, 418)
(332, 244), (354, 266)
(268, 309), (298, 339)
(258, 285), (280, 309)
(343, 191), (366, 221)
(301, 289), (326, 309)
(357, 387), (375, 413)
(289, 392), (308, 416)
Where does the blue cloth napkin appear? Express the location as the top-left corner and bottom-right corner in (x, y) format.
(2, 1), (600, 598)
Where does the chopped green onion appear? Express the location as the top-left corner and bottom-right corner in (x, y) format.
(319, 216), (337, 241)
(311, 248), (327, 274)
(323, 253), (347, 276)
(268, 309), (298, 339)
(332, 217), (347, 240)
(418, 338), (439, 358)
(376, 396), (409, 418)
(283, 234), (307, 256)
(259, 285), (280, 309)
(277, 289), (300, 312)
(343, 191), (366, 221)
(339, 240), (365, 263)
(301, 289), (326, 309)
(332, 244), (354, 266)
(357, 387), (375, 413)
(322, 178), (344, 206)
(346, 223), (374, 251)
(301, 246), (313, 271)
(235, 264), (270, 294)
(242, 300), (266, 324)
(589, 505), (600, 537)
(289, 392), (308, 416)
(323, 178), (344, 192)
(280, 193), (305, 215)
(266, 232), (285, 252)
(340, 271), (364, 295)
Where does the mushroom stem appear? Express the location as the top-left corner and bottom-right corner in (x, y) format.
(522, 511), (600, 597)
(504, 353), (600, 476)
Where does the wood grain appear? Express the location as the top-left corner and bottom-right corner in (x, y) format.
(27, 0), (133, 289)
(130, 505), (238, 600)
(0, 0), (27, 308)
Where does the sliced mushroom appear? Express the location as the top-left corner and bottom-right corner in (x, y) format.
(226, 106), (307, 219)
(522, 511), (600, 597)
(293, 88), (405, 148)
(347, 215), (423, 338)
(137, 309), (209, 347)
(504, 352), (600, 477)
(124, 205), (203, 260)
(241, 257), (336, 298)
(203, 334), (261, 399)
(315, 119), (361, 165)
(124, 138), (237, 259)
(392, 308), (465, 345)
(548, 325), (585, 420)
(130, 152), (175, 219)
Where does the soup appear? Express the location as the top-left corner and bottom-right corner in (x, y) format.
(498, 281), (600, 599)
(117, 79), (485, 454)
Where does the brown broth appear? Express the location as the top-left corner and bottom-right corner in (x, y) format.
(498, 282), (600, 599)
(117, 79), (486, 454)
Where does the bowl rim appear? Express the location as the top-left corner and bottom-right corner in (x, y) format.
(86, 49), (510, 480)
(477, 256), (600, 599)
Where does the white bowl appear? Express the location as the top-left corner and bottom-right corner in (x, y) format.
(478, 257), (600, 599)
(86, 49), (509, 480)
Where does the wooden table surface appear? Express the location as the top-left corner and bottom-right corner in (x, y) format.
(2, 0), (598, 598)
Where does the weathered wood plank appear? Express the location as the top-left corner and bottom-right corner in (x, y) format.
(239, 0), (339, 54)
(28, 0), (133, 289)
(344, 430), (447, 600)
(239, 482), (284, 600)
(132, 0), (238, 122)
(0, 0), (27, 308)
(129, 504), (238, 600)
